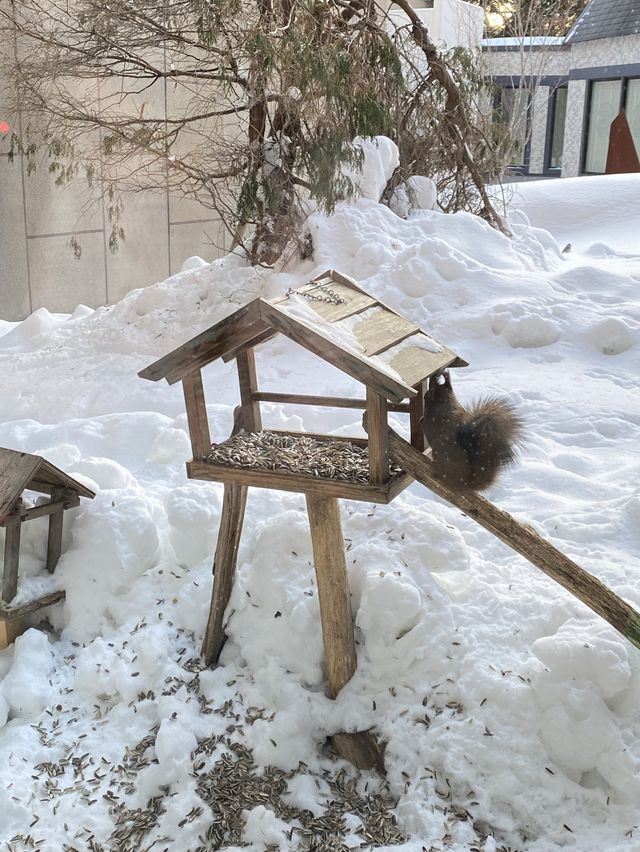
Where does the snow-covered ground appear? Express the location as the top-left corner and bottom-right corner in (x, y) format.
(1, 154), (639, 851)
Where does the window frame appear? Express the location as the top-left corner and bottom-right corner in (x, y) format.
(581, 74), (640, 175)
(544, 84), (568, 174)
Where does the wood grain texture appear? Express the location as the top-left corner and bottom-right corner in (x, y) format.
(46, 489), (65, 573)
(138, 299), (262, 383)
(387, 340), (465, 388)
(388, 428), (640, 651)
(0, 449), (94, 520)
(221, 328), (276, 364)
(0, 590), (65, 620)
(351, 311), (419, 356)
(306, 495), (356, 696)
(258, 299), (415, 403)
(366, 389), (389, 484)
(236, 349), (262, 432)
(0, 618), (22, 649)
(252, 392), (410, 412)
(331, 731), (385, 771)
(0, 451), (40, 520)
(271, 275), (376, 323)
(201, 483), (248, 666)
(182, 372), (212, 460)
(187, 460), (399, 504)
(2, 519), (20, 602)
(0, 494), (80, 526)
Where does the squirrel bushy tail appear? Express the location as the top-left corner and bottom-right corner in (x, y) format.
(423, 371), (524, 491)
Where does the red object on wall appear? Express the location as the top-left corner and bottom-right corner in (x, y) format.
(605, 110), (640, 174)
(0, 121), (9, 135)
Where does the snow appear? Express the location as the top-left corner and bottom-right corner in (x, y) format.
(1, 145), (640, 851)
(481, 37), (566, 48)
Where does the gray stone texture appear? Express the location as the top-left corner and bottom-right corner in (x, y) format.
(568, 0), (640, 44)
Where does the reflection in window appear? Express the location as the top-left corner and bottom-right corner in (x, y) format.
(498, 87), (529, 167)
(626, 79), (640, 157)
(585, 80), (622, 173)
(548, 87), (567, 169)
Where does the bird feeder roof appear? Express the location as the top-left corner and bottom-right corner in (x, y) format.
(139, 270), (466, 403)
(0, 447), (95, 523)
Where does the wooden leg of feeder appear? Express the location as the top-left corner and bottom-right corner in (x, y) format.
(201, 483), (248, 667)
(0, 618), (23, 651)
(46, 494), (65, 573)
(306, 494), (384, 771)
(2, 521), (20, 603)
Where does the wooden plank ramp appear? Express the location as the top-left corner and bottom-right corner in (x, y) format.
(387, 428), (640, 651)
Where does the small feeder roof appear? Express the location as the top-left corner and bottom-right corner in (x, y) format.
(140, 270), (466, 403)
(0, 447), (95, 523)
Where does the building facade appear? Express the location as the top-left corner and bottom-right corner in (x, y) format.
(483, 0), (640, 179)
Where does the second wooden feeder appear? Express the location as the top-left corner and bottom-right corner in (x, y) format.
(140, 269), (466, 767)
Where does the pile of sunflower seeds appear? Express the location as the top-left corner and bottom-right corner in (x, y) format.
(206, 431), (402, 483)
(193, 744), (408, 851)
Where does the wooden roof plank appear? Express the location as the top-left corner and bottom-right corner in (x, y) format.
(0, 448), (95, 522)
(139, 299), (263, 384)
(386, 339), (467, 388)
(0, 450), (41, 520)
(258, 298), (416, 403)
(273, 279), (377, 323)
(221, 327), (278, 364)
(349, 310), (420, 356)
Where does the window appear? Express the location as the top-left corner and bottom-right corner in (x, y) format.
(585, 80), (622, 173)
(497, 87), (530, 168)
(547, 86), (567, 170)
(583, 77), (640, 174)
(625, 78), (640, 155)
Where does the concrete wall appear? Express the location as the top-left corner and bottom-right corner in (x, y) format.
(415, 0), (484, 50)
(0, 131), (226, 322)
(0, 35), (227, 322)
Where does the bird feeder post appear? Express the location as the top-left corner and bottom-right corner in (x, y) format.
(201, 482), (248, 667)
(366, 389), (389, 485)
(182, 371), (211, 461)
(306, 492), (383, 770)
(2, 502), (21, 602)
(236, 349), (262, 432)
(46, 488), (66, 573)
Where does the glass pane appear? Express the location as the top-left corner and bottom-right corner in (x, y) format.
(500, 88), (529, 166)
(585, 80), (622, 173)
(549, 87), (567, 169)
(625, 79), (640, 158)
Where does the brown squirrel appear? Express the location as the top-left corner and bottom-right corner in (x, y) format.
(423, 371), (524, 492)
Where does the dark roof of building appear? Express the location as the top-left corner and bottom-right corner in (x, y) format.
(567, 0), (640, 43)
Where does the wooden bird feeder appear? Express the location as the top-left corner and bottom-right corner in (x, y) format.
(140, 268), (640, 771)
(0, 448), (95, 648)
(140, 269), (466, 768)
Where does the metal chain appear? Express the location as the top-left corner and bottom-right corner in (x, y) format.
(286, 281), (346, 305)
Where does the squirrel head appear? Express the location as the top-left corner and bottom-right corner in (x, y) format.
(425, 370), (454, 406)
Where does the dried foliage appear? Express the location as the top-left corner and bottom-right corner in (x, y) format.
(0, 0), (506, 265)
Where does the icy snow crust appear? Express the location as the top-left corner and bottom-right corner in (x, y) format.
(1, 165), (640, 850)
